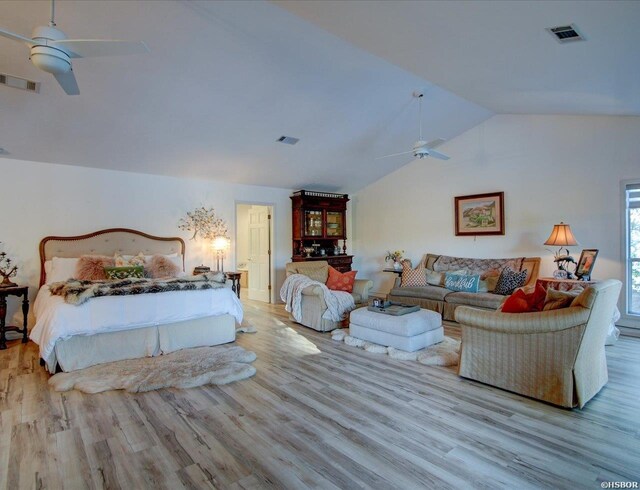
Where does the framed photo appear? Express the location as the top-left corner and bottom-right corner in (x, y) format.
(575, 249), (599, 280)
(454, 192), (505, 236)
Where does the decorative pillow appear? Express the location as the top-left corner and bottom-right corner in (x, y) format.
(494, 266), (528, 295)
(425, 269), (445, 287)
(501, 282), (547, 313)
(115, 252), (146, 267)
(290, 263), (328, 283)
(147, 254), (180, 279)
(478, 276), (499, 293)
(444, 273), (481, 293)
(325, 266), (357, 293)
(401, 261), (427, 287)
(104, 266), (144, 280)
(543, 288), (578, 311)
(48, 257), (80, 283)
(75, 255), (115, 281)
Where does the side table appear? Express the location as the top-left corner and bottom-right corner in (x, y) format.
(0, 285), (29, 350)
(538, 277), (594, 292)
(225, 272), (242, 299)
(383, 268), (403, 277)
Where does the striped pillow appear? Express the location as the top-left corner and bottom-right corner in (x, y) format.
(401, 262), (427, 287)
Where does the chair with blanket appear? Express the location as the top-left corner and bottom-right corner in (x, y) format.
(454, 279), (622, 408)
(283, 261), (373, 332)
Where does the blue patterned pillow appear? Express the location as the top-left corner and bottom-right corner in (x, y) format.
(494, 266), (528, 295)
(444, 273), (480, 292)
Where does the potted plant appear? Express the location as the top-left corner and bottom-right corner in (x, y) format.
(385, 250), (404, 270)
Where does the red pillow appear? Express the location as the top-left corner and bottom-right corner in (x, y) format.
(501, 283), (547, 313)
(325, 266), (357, 293)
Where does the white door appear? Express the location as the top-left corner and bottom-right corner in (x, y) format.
(248, 206), (271, 302)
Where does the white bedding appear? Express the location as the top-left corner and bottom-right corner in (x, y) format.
(31, 285), (243, 366)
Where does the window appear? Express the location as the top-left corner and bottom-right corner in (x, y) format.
(624, 181), (640, 321)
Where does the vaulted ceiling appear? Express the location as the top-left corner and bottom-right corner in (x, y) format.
(1, 1), (637, 193)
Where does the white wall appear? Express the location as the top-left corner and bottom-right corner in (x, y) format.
(0, 158), (293, 324)
(352, 115), (640, 327)
(236, 204), (251, 266)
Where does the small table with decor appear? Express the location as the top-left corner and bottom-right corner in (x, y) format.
(224, 272), (242, 299)
(537, 277), (595, 292)
(0, 285), (29, 350)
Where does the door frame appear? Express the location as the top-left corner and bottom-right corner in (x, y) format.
(235, 201), (275, 303)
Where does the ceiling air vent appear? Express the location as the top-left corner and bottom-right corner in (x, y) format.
(546, 24), (585, 43)
(277, 135), (299, 145)
(0, 73), (40, 93)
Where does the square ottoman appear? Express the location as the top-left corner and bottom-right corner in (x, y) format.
(349, 307), (444, 352)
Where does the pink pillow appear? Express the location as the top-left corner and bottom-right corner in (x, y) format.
(75, 255), (115, 281)
(147, 254), (180, 279)
(325, 266), (357, 293)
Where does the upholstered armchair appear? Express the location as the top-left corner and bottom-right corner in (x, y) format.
(454, 279), (622, 408)
(284, 261), (373, 332)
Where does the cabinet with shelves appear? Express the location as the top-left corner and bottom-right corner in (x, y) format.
(291, 190), (352, 272)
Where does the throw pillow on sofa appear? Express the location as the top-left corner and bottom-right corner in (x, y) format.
(326, 266), (357, 293)
(401, 260), (427, 287)
(426, 268), (467, 287)
(444, 272), (481, 293)
(501, 282), (547, 313)
(494, 266), (528, 295)
(543, 288), (579, 311)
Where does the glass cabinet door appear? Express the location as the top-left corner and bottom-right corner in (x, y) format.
(304, 210), (323, 236)
(326, 211), (344, 237)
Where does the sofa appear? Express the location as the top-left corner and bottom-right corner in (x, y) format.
(454, 279), (622, 408)
(388, 253), (541, 321)
(285, 261), (373, 332)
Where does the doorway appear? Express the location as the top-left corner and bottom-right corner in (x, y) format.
(236, 203), (273, 303)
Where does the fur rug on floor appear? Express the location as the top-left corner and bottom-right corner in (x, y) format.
(331, 329), (460, 367)
(49, 345), (257, 393)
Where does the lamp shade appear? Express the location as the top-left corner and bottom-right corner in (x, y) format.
(211, 236), (230, 251)
(544, 222), (578, 246)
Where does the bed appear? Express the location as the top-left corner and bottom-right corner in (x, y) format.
(30, 228), (243, 373)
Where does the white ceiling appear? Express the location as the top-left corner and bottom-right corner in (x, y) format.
(276, 0), (640, 116)
(1, 1), (636, 193)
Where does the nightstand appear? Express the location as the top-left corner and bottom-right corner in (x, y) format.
(225, 272), (242, 299)
(0, 286), (29, 350)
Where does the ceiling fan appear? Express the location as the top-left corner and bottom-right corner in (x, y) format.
(0, 0), (148, 95)
(377, 91), (450, 161)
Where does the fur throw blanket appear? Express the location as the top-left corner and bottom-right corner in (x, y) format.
(280, 273), (355, 323)
(49, 272), (227, 306)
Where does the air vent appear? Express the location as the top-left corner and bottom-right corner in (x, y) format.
(277, 135), (299, 145)
(546, 24), (585, 43)
(0, 73), (40, 93)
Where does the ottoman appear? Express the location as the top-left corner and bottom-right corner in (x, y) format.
(349, 307), (444, 352)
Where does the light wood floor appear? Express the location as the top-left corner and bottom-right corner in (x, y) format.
(1, 299), (640, 489)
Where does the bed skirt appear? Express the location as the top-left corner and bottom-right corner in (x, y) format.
(49, 314), (236, 372)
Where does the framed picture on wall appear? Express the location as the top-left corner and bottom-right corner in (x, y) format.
(575, 249), (599, 280)
(454, 192), (505, 236)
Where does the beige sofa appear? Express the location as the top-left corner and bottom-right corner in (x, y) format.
(455, 279), (622, 408)
(285, 261), (373, 332)
(388, 253), (541, 321)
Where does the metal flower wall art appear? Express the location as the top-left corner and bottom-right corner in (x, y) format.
(178, 207), (229, 241)
(0, 251), (18, 288)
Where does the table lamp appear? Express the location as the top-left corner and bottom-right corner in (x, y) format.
(212, 236), (230, 272)
(544, 222), (578, 279)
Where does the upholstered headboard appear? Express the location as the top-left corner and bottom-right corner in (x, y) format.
(39, 228), (186, 287)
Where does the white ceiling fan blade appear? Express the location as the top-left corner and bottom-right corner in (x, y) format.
(426, 138), (446, 149)
(375, 149), (415, 160)
(50, 39), (149, 58)
(53, 69), (79, 95)
(0, 27), (35, 46)
(428, 149), (450, 161)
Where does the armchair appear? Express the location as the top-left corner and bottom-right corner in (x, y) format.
(454, 279), (622, 408)
(284, 261), (373, 332)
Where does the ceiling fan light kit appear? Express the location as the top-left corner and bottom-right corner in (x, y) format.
(0, 0), (148, 95)
(376, 90), (451, 162)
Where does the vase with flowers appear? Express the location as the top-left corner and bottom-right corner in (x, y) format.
(385, 250), (404, 271)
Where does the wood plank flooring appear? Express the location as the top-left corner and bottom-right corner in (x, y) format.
(1, 298), (640, 489)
